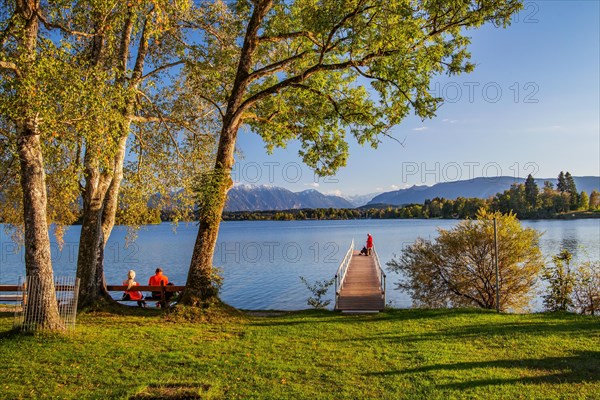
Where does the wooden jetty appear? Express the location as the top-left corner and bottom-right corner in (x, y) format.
(334, 241), (386, 312)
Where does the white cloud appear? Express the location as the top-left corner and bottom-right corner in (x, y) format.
(304, 182), (320, 188)
(412, 126), (428, 131)
(390, 184), (400, 190)
(442, 118), (458, 124)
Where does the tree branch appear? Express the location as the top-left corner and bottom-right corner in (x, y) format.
(236, 48), (398, 120)
(231, 1), (505, 141)
(35, 9), (95, 38)
(0, 14), (17, 47)
(259, 31), (321, 47)
(247, 51), (309, 83)
(353, 66), (418, 111)
(135, 90), (185, 160)
(194, 94), (225, 120)
(381, 131), (406, 147)
(288, 83), (373, 126)
(179, 20), (227, 46)
(75, 138), (84, 194)
(118, 8), (135, 78)
(141, 60), (184, 81)
(0, 61), (21, 78)
(323, 1), (375, 56)
(131, 11), (151, 85)
(130, 115), (165, 123)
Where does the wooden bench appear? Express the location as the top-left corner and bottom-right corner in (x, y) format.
(0, 285), (25, 304)
(0, 284), (185, 309)
(0, 294), (23, 302)
(107, 283), (185, 308)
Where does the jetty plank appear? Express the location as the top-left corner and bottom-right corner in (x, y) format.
(336, 250), (384, 311)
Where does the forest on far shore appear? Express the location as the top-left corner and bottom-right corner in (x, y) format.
(219, 172), (600, 222)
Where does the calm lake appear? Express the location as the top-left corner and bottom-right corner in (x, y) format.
(1, 219), (599, 310)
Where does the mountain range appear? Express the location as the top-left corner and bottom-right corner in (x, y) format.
(224, 176), (600, 211)
(225, 185), (353, 211)
(368, 176), (600, 206)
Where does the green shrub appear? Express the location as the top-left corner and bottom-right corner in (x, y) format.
(299, 276), (335, 309)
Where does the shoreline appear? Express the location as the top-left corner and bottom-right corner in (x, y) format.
(3, 212), (600, 227)
(220, 210), (600, 222)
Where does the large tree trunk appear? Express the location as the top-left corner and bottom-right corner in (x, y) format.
(75, 155), (113, 309)
(180, 1), (272, 306)
(17, 127), (63, 330)
(14, 0), (63, 330)
(180, 125), (237, 306)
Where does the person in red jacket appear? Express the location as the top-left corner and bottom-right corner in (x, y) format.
(122, 270), (146, 307)
(148, 267), (169, 306)
(366, 233), (374, 255)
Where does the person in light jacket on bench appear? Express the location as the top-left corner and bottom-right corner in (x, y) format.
(122, 270), (146, 307)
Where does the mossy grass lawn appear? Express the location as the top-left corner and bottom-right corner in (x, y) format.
(0, 306), (598, 399)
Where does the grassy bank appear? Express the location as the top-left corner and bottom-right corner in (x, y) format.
(0, 306), (598, 399)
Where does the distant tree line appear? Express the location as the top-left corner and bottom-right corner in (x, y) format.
(490, 171), (598, 218)
(222, 171), (600, 221)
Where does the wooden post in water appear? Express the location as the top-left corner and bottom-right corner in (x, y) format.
(494, 218), (500, 312)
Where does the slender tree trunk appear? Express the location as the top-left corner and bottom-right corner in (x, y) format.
(17, 126), (63, 330)
(73, 85), (131, 309)
(75, 127), (129, 309)
(101, 133), (129, 244)
(75, 8), (142, 307)
(76, 117), (131, 310)
(101, 8), (135, 243)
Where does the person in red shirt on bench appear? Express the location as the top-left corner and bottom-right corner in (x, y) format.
(148, 267), (169, 307)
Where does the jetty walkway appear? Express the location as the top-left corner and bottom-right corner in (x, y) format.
(334, 241), (386, 312)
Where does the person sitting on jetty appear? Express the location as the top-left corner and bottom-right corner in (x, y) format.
(366, 233), (374, 255)
(148, 267), (169, 306)
(122, 270), (146, 307)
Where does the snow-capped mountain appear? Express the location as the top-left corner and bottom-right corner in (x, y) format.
(225, 185), (354, 211)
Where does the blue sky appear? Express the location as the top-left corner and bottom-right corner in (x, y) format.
(234, 1), (600, 197)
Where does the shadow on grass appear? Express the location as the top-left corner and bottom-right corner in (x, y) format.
(247, 310), (398, 327)
(330, 312), (600, 344)
(420, 315), (599, 340)
(248, 308), (476, 328)
(0, 326), (21, 339)
(367, 351), (600, 388)
(0, 311), (19, 338)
